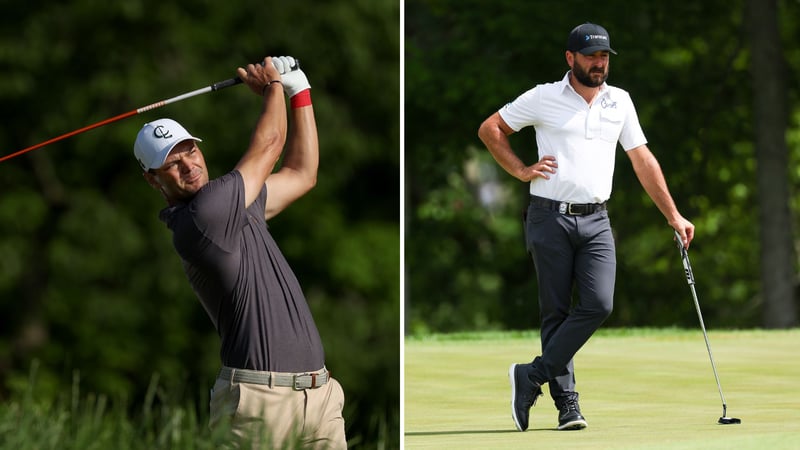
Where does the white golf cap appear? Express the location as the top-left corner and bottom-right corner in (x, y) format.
(133, 118), (202, 170)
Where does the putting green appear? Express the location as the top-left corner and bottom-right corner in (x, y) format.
(404, 329), (800, 449)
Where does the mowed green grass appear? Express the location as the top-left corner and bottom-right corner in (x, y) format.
(404, 329), (800, 449)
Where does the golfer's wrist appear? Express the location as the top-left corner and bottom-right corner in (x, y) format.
(290, 89), (312, 108)
(261, 80), (282, 96)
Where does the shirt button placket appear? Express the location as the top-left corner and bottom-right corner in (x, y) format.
(585, 104), (601, 140)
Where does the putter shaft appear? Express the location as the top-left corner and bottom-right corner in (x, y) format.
(674, 230), (738, 423)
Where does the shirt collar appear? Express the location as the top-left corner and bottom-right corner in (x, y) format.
(559, 71), (611, 98)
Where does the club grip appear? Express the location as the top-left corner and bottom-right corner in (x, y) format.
(212, 77), (242, 91)
(254, 58), (301, 71)
(260, 58), (301, 71)
(211, 58), (301, 91)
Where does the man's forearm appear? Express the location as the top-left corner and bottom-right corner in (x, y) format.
(262, 103), (318, 220)
(484, 138), (527, 180)
(628, 145), (695, 246)
(478, 116), (526, 181)
(250, 83), (288, 155)
(281, 105), (318, 184)
(633, 150), (682, 224)
(235, 76), (288, 207)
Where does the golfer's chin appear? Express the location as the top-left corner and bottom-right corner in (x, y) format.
(186, 171), (209, 188)
(174, 178), (208, 201)
(188, 180), (208, 193)
(587, 73), (606, 86)
(574, 72), (607, 88)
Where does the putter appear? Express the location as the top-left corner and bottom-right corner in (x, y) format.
(674, 230), (741, 425)
(0, 59), (297, 164)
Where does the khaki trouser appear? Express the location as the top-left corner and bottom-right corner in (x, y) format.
(209, 371), (346, 449)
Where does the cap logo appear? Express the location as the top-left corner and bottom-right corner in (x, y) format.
(153, 125), (173, 139)
(585, 34), (608, 41)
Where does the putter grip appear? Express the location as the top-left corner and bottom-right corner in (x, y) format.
(673, 229), (684, 250)
(674, 230), (695, 285)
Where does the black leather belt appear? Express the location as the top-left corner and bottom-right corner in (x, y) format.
(530, 195), (607, 216)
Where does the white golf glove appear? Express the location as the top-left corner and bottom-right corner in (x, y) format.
(271, 56), (310, 98)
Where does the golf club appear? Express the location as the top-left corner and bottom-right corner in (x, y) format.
(0, 59), (297, 164)
(674, 230), (741, 425)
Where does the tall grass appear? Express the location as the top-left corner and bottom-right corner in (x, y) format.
(0, 362), (231, 450)
(1, 362), (392, 449)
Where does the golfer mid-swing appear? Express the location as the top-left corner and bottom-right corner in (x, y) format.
(133, 56), (346, 448)
(479, 23), (694, 431)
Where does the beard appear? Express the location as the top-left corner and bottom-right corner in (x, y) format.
(572, 62), (608, 88)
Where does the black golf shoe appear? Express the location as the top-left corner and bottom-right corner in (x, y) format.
(508, 363), (543, 431)
(557, 396), (588, 430)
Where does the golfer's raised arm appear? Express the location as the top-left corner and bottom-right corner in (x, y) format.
(235, 57), (288, 208)
(264, 57), (317, 220)
(264, 104), (318, 220)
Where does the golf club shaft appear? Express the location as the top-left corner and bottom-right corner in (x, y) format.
(0, 77), (242, 164)
(674, 230), (729, 413)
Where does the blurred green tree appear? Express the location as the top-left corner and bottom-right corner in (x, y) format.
(405, 0), (800, 333)
(0, 1), (399, 448)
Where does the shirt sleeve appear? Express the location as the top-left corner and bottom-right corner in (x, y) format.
(498, 86), (540, 132)
(618, 91), (648, 151)
(189, 170), (259, 251)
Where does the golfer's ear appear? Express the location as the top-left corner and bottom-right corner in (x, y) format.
(143, 171), (160, 190)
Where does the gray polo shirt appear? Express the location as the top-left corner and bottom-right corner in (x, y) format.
(159, 170), (325, 373)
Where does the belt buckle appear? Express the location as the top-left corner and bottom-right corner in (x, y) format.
(567, 203), (579, 215)
(558, 202), (568, 214)
(293, 372), (319, 390)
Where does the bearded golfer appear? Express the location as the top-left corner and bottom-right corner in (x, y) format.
(133, 56), (346, 449)
(479, 24), (694, 431)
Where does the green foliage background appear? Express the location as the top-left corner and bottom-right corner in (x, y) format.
(0, 1), (400, 448)
(405, 0), (800, 334)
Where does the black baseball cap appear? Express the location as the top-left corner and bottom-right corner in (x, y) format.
(567, 22), (617, 55)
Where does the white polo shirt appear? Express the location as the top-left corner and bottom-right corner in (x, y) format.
(499, 72), (647, 203)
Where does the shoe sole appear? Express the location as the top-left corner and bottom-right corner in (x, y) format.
(508, 364), (526, 432)
(557, 419), (588, 431)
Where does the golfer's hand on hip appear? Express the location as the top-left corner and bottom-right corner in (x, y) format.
(519, 155), (558, 182)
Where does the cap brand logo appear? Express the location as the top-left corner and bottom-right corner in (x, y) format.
(585, 34), (608, 41)
(153, 125), (173, 139)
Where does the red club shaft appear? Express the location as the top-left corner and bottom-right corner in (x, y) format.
(1, 76), (242, 163)
(0, 110), (139, 163)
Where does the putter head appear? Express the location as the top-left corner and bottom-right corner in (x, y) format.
(718, 416), (741, 425)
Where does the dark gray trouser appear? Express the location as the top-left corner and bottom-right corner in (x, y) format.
(523, 200), (616, 405)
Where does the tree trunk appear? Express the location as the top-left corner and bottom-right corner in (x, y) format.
(746, 0), (798, 327)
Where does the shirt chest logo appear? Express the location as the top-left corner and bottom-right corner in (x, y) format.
(600, 97), (617, 109)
